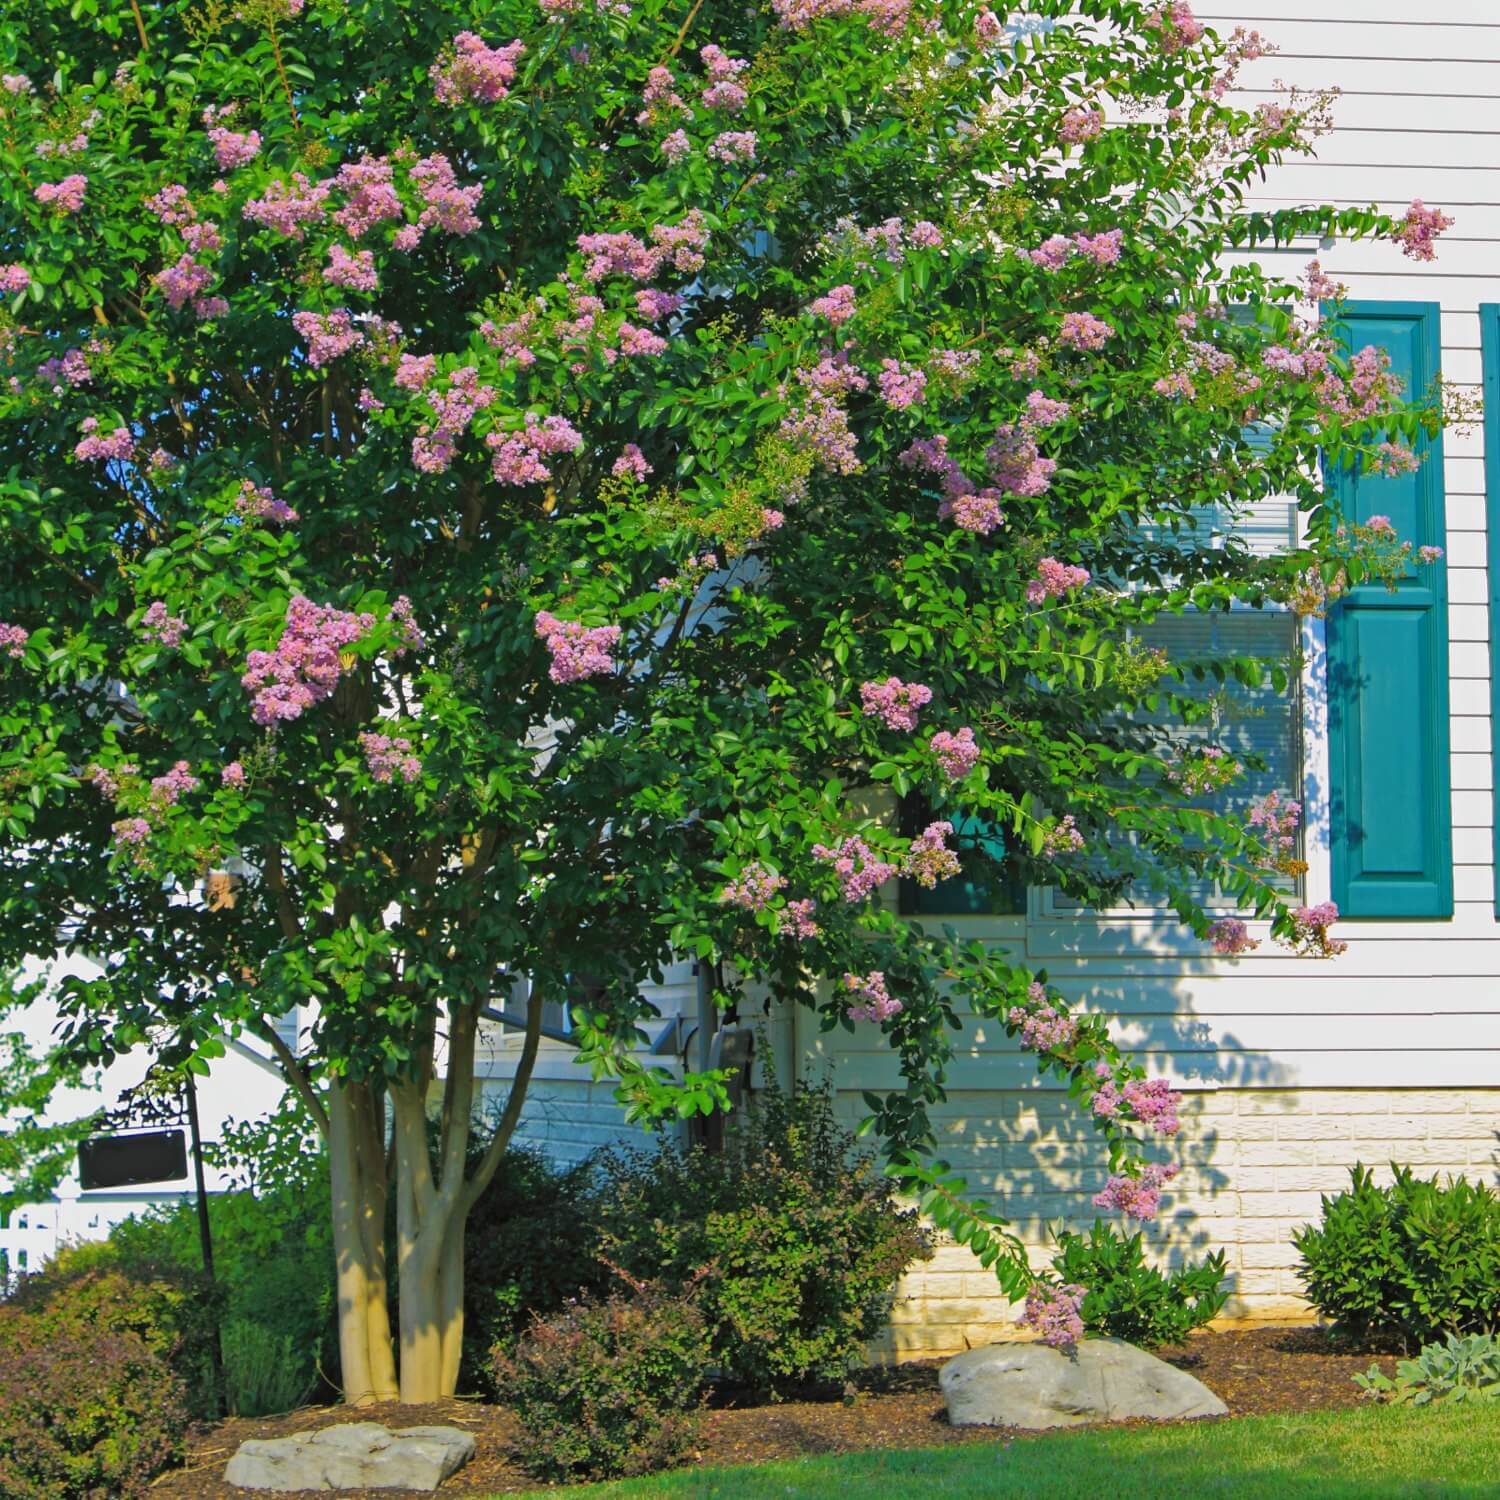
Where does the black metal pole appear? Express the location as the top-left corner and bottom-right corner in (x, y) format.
(184, 1073), (226, 1415)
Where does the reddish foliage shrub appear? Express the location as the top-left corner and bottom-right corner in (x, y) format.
(492, 1283), (710, 1480)
(0, 1316), (187, 1499)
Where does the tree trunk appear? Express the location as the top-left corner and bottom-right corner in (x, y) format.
(328, 1079), (398, 1404)
(343, 988), (544, 1405)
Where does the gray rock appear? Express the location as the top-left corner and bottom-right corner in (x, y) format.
(224, 1421), (477, 1492)
(941, 1337), (1228, 1430)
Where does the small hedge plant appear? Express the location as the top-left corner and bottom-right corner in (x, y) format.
(492, 1281), (709, 1481)
(2, 1259), (219, 1418)
(592, 1074), (932, 1397)
(1355, 1332), (1500, 1407)
(1049, 1221), (1229, 1347)
(0, 1319), (187, 1499)
(1293, 1164), (1500, 1350)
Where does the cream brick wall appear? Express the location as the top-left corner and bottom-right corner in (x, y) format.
(871, 1086), (1500, 1360)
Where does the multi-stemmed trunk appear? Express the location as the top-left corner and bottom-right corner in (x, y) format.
(319, 990), (543, 1405)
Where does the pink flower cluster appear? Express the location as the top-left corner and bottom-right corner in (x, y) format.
(813, 835), (898, 903)
(74, 417), (134, 463)
(430, 32), (526, 105)
(1124, 1078), (1181, 1137)
(860, 676), (933, 732)
(1008, 987), (1079, 1052)
(1369, 442), (1420, 478)
(292, 309), (364, 368)
(773, 0), (912, 35)
(722, 861), (786, 911)
(876, 359), (927, 410)
(35, 174), (86, 213)
(780, 898), (820, 940)
(1059, 107), (1104, 144)
(1026, 557), (1090, 605)
(204, 106), (261, 171)
(359, 731), (422, 784)
(902, 821), (960, 888)
(141, 601), (186, 647)
(1057, 311), (1115, 351)
(112, 816), (151, 851)
(1286, 901), (1348, 958)
(700, 45), (749, 110)
(1246, 789), (1300, 869)
(235, 481), (298, 524)
(778, 390), (860, 474)
(1171, 746), (1239, 797)
(1043, 814), (1085, 855)
(1025, 229), (1122, 271)
(487, 412), (584, 486)
(220, 761), (246, 789)
(36, 348), (91, 389)
(842, 970), (902, 1023)
(325, 244), (379, 292)
(0, 264), (30, 294)
(1019, 1282), (1086, 1349)
(0, 622), (29, 658)
(986, 424), (1056, 500)
(411, 366), (498, 473)
(576, 211), (710, 283)
(534, 610), (621, 684)
(930, 726), (979, 780)
(1208, 917), (1259, 955)
(241, 595), (377, 726)
(149, 761), (200, 807)
(809, 284), (856, 325)
(612, 443), (652, 481)
(1093, 1163), (1178, 1221)
(1143, 1), (1203, 52)
(152, 254), (217, 315)
(1396, 200), (1453, 262)
(708, 131), (757, 164)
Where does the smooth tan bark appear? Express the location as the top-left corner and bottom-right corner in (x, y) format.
(329, 1079), (398, 1404)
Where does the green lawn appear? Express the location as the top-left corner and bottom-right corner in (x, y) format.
(516, 1402), (1500, 1499)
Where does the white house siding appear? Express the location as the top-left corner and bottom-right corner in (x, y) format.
(477, 5), (1500, 1356)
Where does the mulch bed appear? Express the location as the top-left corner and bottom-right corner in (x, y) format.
(151, 1326), (1400, 1498)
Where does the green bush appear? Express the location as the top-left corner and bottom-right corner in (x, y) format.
(0, 1318), (187, 1498)
(593, 1076), (932, 1396)
(1293, 1164), (1500, 1350)
(1356, 1333), (1500, 1407)
(1049, 1221), (1229, 1348)
(492, 1283), (709, 1481)
(462, 1147), (609, 1396)
(2, 1260), (220, 1419)
(222, 1319), (312, 1418)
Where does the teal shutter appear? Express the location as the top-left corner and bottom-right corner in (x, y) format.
(1481, 306), (1500, 917)
(1325, 302), (1452, 918)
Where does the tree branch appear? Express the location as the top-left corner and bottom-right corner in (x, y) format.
(462, 983), (543, 1212)
(258, 1021), (330, 1136)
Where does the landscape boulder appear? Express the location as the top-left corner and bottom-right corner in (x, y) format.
(940, 1337), (1228, 1430)
(224, 1421), (476, 1492)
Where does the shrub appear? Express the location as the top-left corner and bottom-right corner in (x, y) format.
(1293, 1164), (1500, 1350)
(0, 1320), (187, 1499)
(593, 1075), (932, 1396)
(222, 1319), (312, 1418)
(1049, 1221), (1229, 1347)
(1356, 1333), (1500, 1407)
(99, 1161), (337, 1412)
(461, 1147), (608, 1397)
(2, 1260), (219, 1418)
(492, 1283), (709, 1481)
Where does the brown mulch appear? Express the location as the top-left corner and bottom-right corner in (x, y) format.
(150, 1326), (1400, 1498)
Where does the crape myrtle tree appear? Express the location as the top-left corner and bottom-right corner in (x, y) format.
(0, 0), (1451, 1400)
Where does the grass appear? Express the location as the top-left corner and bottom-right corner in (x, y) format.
(514, 1402), (1500, 1498)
